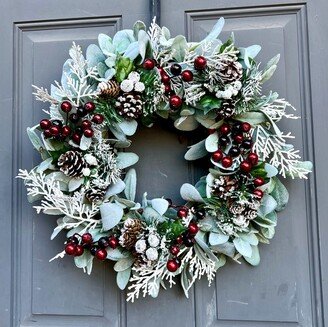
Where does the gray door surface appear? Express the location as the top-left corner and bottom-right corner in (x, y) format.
(1, 0), (327, 326)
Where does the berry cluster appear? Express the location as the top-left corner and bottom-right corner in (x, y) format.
(64, 233), (119, 261)
(39, 101), (104, 144)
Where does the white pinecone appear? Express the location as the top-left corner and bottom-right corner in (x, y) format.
(98, 80), (120, 97)
(85, 186), (106, 203)
(57, 151), (87, 178)
(115, 93), (143, 119)
(219, 59), (243, 83)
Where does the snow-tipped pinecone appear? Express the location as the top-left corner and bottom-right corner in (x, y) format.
(218, 59), (243, 83)
(115, 93), (143, 119)
(98, 80), (120, 98)
(243, 209), (258, 220)
(248, 199), (261, 211)
(58, 151), (87, 178)
(85, 186), (106, 204)
(229, 202), (245, 215)
(211, 176), (238, 199)
(119, 218), (144, 249)
(217, 99), (235, 118)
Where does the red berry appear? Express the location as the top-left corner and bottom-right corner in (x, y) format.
(92, 114), (104, 124)
(247, 152), (259, 166)
(207, 128), (216, 134)
(234, 134), (244, 144)
(212, 150), (223, 162)
(65, 243), (76, 255)
(176, 235), (183, 245)
(72, 132), (81, 144)
(60, 101), (72, 113)
(108, 236), (119, 249)
(81, 120), (91, 130)
(158, 67), (165, 75)
(61, 125), (71, 137)
(75, 245), (84, 256)
(170, 245), (180, 256)
(164, 84), (171, 94)
(254, 177), (265, 187)
(253, 189), (264, 199)
(40, 119), (51, 130)
(166, 259), (180, 272)
(143, 58), (155, 70)
(161, 73), (170, 85)
(177, 207), (189, 218)
(222, 156), (233, 168)
(84, 102), (95, 112)
(81, 233), (93, 244)
(83, 128), (94, 138)
(241, 122), (251, 132)
(169, 95), (183, 109)
(43, 129), (52, 138)
(194, 56), (207, 70)
(95, 248), (107, 261)
(181, 70), (193, 82)
(188, 222), (199, 235)
(49, 125), (60, 136)
(219, 123), (230, 135)
(240, 160), (252, 173)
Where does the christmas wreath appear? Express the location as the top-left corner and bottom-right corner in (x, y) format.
(18, 18), (312, 302)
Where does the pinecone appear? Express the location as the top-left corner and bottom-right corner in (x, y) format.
(217, 99), (235, 119)
(218, 59), (243, 83)
(57, 151), (87, 178)
(119, 218), (144, 249)
(115, 93), (143, 119)
(211, 176), (238, 199)
(243, 209), (258, 220)
(98, 80), (120, 98)
(229, 202), (245, 215)
(85, 186), (106, 203)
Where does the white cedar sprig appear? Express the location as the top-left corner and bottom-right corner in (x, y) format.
(32, 86), (59, 105)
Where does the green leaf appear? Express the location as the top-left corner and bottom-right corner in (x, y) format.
(79, 135), (92, 150)
(205, 132), (219, 153)
(202, 18), (224, 43)
(115, 57), (134, 82)
(151, 198), (169, 215)
(258, 195), (277, 217)
(143, 206), (163, 223)
(86, 44), (105, 68)
(68, 177), (84, 192)
(270, 177), (289, 211)
(116, 152), (139, 169)
(107, 247), (129, 261)
(124, 169), (137, 201)
(105, 179), (126, 198)
(133, 21), (146, 39)
(36, 158), (53, 173)
(234, 111), (267, 125)
(265, 163), (278, 177)
(233, 237), (252, 258)
(197, 95), (221, 113)
(27, 127), (44, 152)
(124, 41), (140, 60)
(98, 33), (114, 56)
(116, 268), (131, 290)
(174, 116), (198, 131)
(180, 183), (204, 203)
(184, 139), (207, 161)
(261, 65), (277, 83)
(100, 203), (124, 231)
(118, 119), (138, 136)
(114, 257), (134, 272)
(264, 54), (280, 71)
(211, 242), (235, 258)
(171, 35), (187, 62)
(209, 232), (229, 245)
(244, 245), (260, 266)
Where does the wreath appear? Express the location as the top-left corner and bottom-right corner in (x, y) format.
(18, 18), (312, 302)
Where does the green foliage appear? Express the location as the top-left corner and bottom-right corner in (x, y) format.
(94, 98), (122, 125)
(158, 219), (186, 240)
(115, 57), (134, 82)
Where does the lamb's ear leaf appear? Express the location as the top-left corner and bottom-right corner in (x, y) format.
(100, 203), (124, 231)
(124, 169), (137, 201)
(116, 268), (131, 290)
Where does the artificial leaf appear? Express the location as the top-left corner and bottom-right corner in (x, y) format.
(116, 268), (131, 290)
(209, 232), (229, 245)
(180, 183), (204, 203)
(116, 152), (139, 169)
(184, 139), (207, 160)
(100, 203), (124, 231)
(151, 198), (169, 215)
(124, 169), (137, 201)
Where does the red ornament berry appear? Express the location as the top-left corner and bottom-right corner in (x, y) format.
(241, 122), (251, 132)
(95, 248), (107, 261)
(247, 152), (259, 166)
(219, 123), (230, 135)
(60, 101), (72, 113)
(143, 58), (155, 70)
(49, 125), (60, 136)
(207, 128), (216, 134)
(164, 84), (171, 94)
(194, 56), (207, 70)
(158, 67), (165, 75)
(234, 134), (244, 144)
(83, 128), (94, 138)
(84, 101), (95, 113)
(61, 125), (71, 137)
(92, 114), (104, 124)
(75, 245), (84, 256)
(176, 235), (183, 245)
(254, 177), (265, 187)
(177, 207), (189, 219)
(108, 236), (119, 249)
(166, 259), (180, 272)
(169, 95), (183, 109)
(240, 160), (252, 173)
(161, 73), (170, 85)
(253, 189), (264, 199)
(65, 243), (76, 255)
(81, 232), (93, 244)
(43, 129), (52, 138)
(40, 119), (51, 130)
(181, 70), (193, 82)
(170, 245), (180, 256)
(81, 120), (92, 130)
(212, 150), (223, 162)
(72, 132), (81, 144)
(188, 222), (199, 235)
(222, 156), (233, 168)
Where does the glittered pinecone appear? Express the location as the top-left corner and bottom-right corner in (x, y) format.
(218, 59), (243, 83)
(57, 151), (87, 178)
(217, 99), (235, 118)
(211, 176), (238, 199)
(98, 80), (120, 98)
(229, 202), (245, 215)
(243, 209), (258, 220)
(85, 186), (106, 203)
(119, 218), (143, 249)
(115, 93), (143, 119)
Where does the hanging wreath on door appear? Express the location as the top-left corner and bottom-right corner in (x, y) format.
(18, 18), (312, 302)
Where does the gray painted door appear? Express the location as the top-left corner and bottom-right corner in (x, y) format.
(2, 0), (327, 326)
